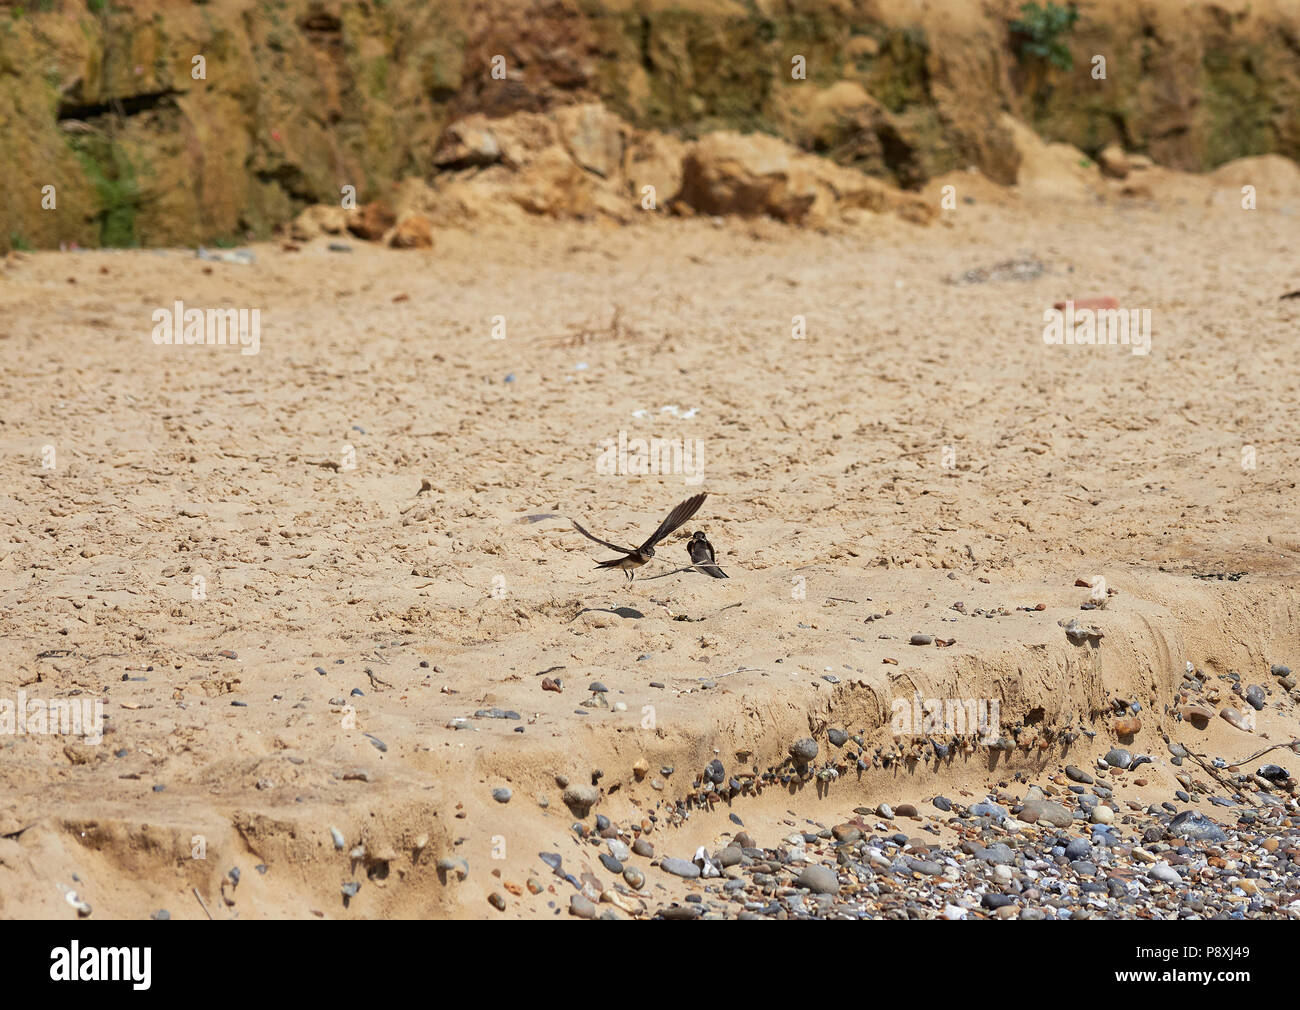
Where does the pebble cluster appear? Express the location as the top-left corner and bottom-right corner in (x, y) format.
(512, 734), (1300, 920)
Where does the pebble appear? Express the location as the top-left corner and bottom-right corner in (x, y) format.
(1168, 810), (1227, 842)
(1020, 799), (1073, 827)
(492, 787), (511, 803)
(562, 784), (600, 817)
(1149, 862), (1181, 885)
(1104, 748), (1132, 769)
(661, 857), (701, 879)
(788, 738), (819, 763)
(796, 864), (840, 894)
(437, 857), (469, 880)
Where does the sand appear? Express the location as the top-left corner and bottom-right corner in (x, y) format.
(1, 173), (1299, 918)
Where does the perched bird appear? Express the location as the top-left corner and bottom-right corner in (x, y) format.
(571, 493), (706, 581)
(686, 530), (728, 578)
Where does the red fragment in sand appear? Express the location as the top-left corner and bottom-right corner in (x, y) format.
(1053, 296), (1119, 311)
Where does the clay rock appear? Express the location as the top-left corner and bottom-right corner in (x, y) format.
(1000, 113), (1100, 201)
(289, 203), (348, 241)
(433, 115), (504, 169)
(555, 102), (627, 179)
(1098, 144), (1130, 179)
(436, 112), (559, 171)
(779, 80), (923, 188)
(389, 213), (434, 249)
(509, 147), (596, 219)
(679, 131), (820, 222)
(1208, 154), (1300, 200)
(347, 201), (397, 241)
(679, 130), (920, 227)
(626, 131), (687, 212)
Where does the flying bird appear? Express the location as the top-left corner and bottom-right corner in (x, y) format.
(686, 530), (728, 579)
(571, 493), (707, 581)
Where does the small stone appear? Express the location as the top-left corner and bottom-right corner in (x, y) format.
(623, 866), (646, 890)
(1168, 810), (1226, 842)
(827, 728), (848, 747)
(562, 784), (600, 817)
(1149, 862), (1181, 885)
(796, 864), (840, 894)
(1114, 715), (1141, 736)
(1258, 764), (1289, 783)
(488, 892), (506, 911)
(1178, 703), (1215, 725)
(1104, 748), (1132, 769)
(436, 857), (469, 880)
(1065, 765), (1094, 784)
(1019, 799), (1073, 827)
(660, 857), (701, 879)
(570, 894), (597, 918)
(492, 787), (512, 803)
(788, 738), (819, 763)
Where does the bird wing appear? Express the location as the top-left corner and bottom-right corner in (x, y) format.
(639, 493), (707, 551)
(571, 519), (634, 555)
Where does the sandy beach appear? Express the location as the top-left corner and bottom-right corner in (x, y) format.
(2, 152), (1300, 919)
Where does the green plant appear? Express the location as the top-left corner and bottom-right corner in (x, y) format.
(1010, 2), (1079, 71)
(70, 138), (141, 247)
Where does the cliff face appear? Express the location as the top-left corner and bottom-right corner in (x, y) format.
(1, 0), (1298, 250)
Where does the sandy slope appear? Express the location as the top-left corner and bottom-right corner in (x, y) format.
(0, 171), (1298, 918)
